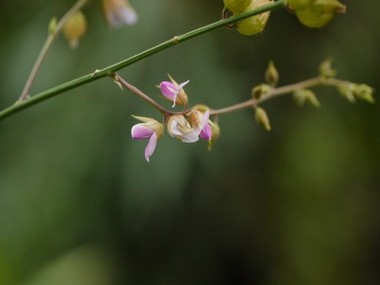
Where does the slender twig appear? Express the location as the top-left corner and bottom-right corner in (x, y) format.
(18, 0), (89, 102)
(0, 0), (285, 121)
(209, 77), (345, 115)
(114, 74), (169, 115)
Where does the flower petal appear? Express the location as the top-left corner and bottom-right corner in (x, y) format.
(199, 122), (212, 141)
(178, 80), (190, 89)
(160, 81), (178, 107)
(131, 124), (154, 139)
(160, 81), (176, 98)
(145, 132), (158, 162)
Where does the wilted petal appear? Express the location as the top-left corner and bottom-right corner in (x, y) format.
(167, 115), (199, 143)
(181, 129), (200, 143)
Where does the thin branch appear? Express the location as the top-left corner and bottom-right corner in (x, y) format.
(18, 0), (89, 102)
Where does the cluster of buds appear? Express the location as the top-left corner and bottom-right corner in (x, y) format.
(223, 0), (274, 36)
(131, 77), (219, 162)
(62, 0), (137, 48)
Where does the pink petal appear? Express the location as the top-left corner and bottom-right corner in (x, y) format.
(131, 124), (154, 139)
(145, 132), (158, 162)
(160, 81), (177, 99)
(199, 123), (212, 141)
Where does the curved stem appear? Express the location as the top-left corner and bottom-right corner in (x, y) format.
(0, 0), (286, 121)
(18, 0), (89, 102)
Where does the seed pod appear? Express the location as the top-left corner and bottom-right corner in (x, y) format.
(288, 0), (346, 28)
(236, 0), (273, 36)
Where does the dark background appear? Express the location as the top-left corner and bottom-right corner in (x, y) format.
(0, 1), (379, 284)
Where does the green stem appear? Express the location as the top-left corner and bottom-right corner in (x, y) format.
(0, 0), (285, 121)
(18, 0), (89, 102)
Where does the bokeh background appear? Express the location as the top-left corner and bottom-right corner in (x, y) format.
(0, 0), (379, 284)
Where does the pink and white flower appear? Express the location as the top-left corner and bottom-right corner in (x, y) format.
(159, 76), (189, 107)
(131, 116), (163, 162)
(167, 110), (212, 143)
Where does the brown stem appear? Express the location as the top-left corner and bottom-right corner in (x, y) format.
(210, 77), (323, 115)
(113, 74), (170, 115)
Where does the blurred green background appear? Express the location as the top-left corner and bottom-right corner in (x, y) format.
(0, 0), (379, 284)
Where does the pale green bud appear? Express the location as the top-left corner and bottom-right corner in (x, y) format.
(337, 83), (375, 103)
(252, 84), (272, 99)
(293, 89), (320, 108)
(337, 83), (356, 103)
(352, 84), (375, 104)
(236, 0), (273, 36)
(319, 58), (336, 78)
(255, 107), (271, 131)
(224, 0), (252, 13)
(48, 17), (57, 35)
(265, 61), (279, 86)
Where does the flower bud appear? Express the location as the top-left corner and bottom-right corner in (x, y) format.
(288, 0), (346, 28)
(265, 61), (279, 86)
(223, 0), (252, 13)
(255, 107), (271, 131)
(159, 75), (189, 107)
(293, 89), (320, 108)
(352, 84), (375, 104)
(319, 58), (336, 78)
(236, 0), (273, 36)
(63, 11), (87, 49)
(252, 84), (272, 99)
(48, 17), (58, 35)
(337, 83), (356, 103)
